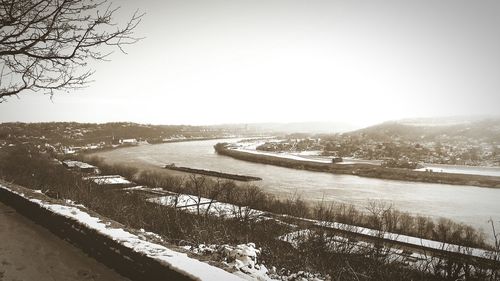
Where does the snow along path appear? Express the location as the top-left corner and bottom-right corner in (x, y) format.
(0, 200), (130, 281)
(0, 184), (245, 281)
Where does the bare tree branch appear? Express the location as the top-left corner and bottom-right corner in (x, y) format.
(0, 0), (143, 101)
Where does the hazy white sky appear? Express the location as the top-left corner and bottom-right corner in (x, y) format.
(1, 0), (500, 127)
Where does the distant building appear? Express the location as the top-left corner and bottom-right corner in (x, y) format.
(120, 138), (138, 145)
(331, 157), (343, 163)
(83, 175), (133, 188)
(62, 160), (99, 174)
(62, 160), (78, 169)
(63, 148), (76, 154)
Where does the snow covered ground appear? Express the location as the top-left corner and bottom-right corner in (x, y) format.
(232, 146), (332, 164)
(181, 243), (327, 281)
(122, 186), (165, 192)
(83, 175), (133, 186)
(148, 194), (213, 207)
(147, 194), (265, 219)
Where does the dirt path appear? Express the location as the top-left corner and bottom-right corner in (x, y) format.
(0, 201), (129, 281)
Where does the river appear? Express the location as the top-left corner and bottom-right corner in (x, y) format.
(92, 138), (500, 241)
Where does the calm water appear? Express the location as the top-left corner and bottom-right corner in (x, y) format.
(416, 164), (500, 177)
(94, 139), (500, 240)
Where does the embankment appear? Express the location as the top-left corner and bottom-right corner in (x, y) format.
(214, 143), (500, 188)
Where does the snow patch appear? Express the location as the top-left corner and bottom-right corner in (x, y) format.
(183, 243), (328, 281)
(148, 194), (264, 219)
(229, 143), (331, 164)
(83, 175), (132, 185)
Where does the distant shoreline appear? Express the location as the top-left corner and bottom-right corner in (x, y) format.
(82, 136), (238, 155)
(87, 138), (500, 188)
(214, 143), (500, 188)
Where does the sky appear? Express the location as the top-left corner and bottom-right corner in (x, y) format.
(1, 0), (500, 127)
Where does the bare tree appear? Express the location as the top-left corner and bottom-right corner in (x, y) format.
(0, 0), (142, 101)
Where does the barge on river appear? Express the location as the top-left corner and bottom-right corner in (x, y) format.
(164, 164), (262, 182)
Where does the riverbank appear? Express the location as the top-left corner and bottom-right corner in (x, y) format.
(416, 163), (500, 177)
(214, 143), (500, 188)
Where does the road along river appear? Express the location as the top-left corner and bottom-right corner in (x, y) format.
(91, 139), (500, 242)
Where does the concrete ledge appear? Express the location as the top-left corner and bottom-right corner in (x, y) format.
(0, 182), (243, 281)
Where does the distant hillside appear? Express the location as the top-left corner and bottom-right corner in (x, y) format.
(213, 122), (360, 134)
(396, 116), (494, 127)
(0, 122), (227, 146)
(348, 117), (500, 142)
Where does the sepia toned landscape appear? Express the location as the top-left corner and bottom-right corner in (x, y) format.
(1, 0), (500, 281)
